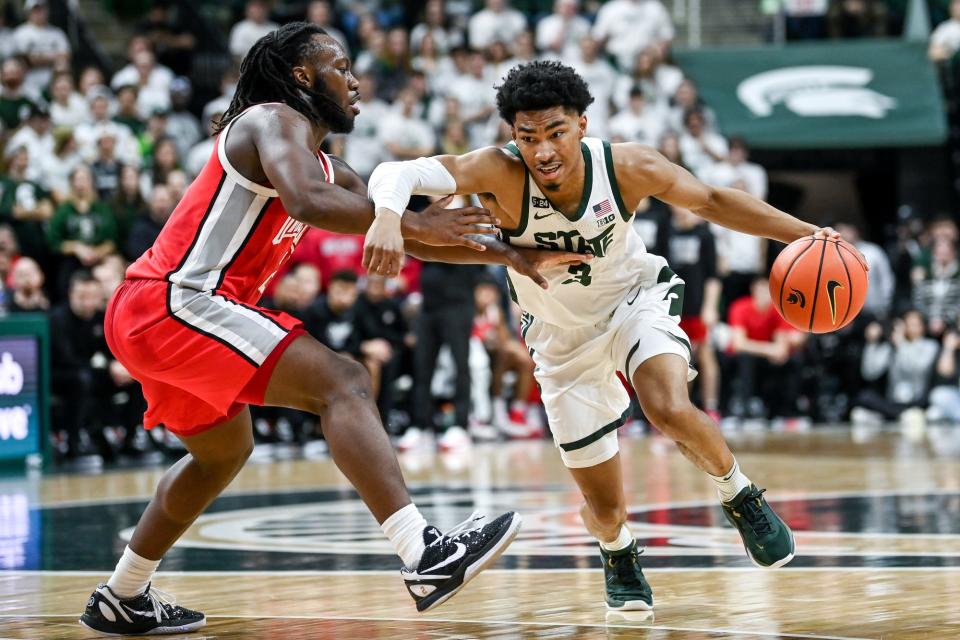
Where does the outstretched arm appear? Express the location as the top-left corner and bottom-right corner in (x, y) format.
(615, 143), (817, 245)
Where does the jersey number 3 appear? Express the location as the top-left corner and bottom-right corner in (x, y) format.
(562, 263), (592, 286)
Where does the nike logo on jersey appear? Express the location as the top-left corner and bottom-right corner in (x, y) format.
(826, 280), (843, 324)
(533, 210), (556, 220)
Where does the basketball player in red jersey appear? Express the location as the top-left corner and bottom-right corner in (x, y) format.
(79, 23), (579, 636)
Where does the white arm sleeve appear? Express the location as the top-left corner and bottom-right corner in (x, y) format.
(367, 157), (457, 217)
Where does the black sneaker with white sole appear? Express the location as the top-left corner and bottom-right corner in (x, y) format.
(401, 511), (521, 612)
(79, 583), (205, 636)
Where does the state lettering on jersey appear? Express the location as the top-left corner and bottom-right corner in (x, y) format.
(272, 216), (308, 246)
(533, 223), (616, 258)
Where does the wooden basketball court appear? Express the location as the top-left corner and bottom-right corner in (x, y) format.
(3, 427), (960, 639)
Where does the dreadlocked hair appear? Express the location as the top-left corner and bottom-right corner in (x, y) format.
(214, 21), (345, 134)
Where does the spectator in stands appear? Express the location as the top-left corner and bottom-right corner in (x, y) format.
(6, 103), (53, 183)
(613, 47), (672, 113)
(91, 132), (122, 201)
(727, 276), (806, 422)
(659, 130), (685, 168)
(229, 0), (279, 61)
(288, 228), (364, 291)
(700, 137), (767, 200)
(473, 276), (538, 439)
(447, 51), (496, 148)
(410, 0), (462, 55)
(49, 270), (108, 459)
(0, 10), (14, 60)
(135, 1), (196, 76)
(592, 0), (674, 71)
(356, 274), (411, 428)
(116, 49), (172, 118)
(927, 327), (960, 424)
(379, 87), (436, 161)
(854, 311), (938, 425)
(77, 65), (106, 95)
(12, 0), (70, 95)
(570, 36), (617, 139)
(185, 111), (220, 180)
(441, 119), (470, 155)
(112, 165), (145, 252)
(536, 0), (590, 59)
(37, 127), (81, 202)
(8, 255), (49, 312)
(126, 183), (173, 261)
(306, 1), (349, 52)
(113, 85), (145, 137)
(0, 144), (53, 262)
(48, 164), (119, 295)
(0, 56), (34, 132)
(913, 238), (960, 336)
(49, 70), (88, 129)
(354, 26), (386, 77)
(303, 268), (363, 357)
(147, 136), (180, 194)
(608, 86), (666, 146)
(74, 87), (140, 166)
(828, 0), (888, 39)
(667, 78), (716, 134)
(679, 108), (728, 177)
(931, 0), (960, 62)
(165, 168), (187, 203)
(469, 0), (528, 50)
(836, 221), (894, 320)
(165, 77), (201, 161)
(661, 205), (722, 420)
(371, 26), (412, 102)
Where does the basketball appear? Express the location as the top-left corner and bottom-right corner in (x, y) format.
(769, 236), (869, 334)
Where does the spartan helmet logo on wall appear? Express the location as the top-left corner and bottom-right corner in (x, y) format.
(787, 288), (806, 308)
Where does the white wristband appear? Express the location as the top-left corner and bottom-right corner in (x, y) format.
(368, 157), (457, 218)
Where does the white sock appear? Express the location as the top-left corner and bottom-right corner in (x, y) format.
(599, 524), (634, 552)
(106, 546), (161, 598)
(380, 503), (428, 569)
(710, 458), (752, 503)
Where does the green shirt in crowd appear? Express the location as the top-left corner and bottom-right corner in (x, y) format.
(0, 175), (53, 259)
(47, 199), (119, 253)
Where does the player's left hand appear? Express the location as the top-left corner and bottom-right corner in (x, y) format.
(363, 210), (406, 277)
(814, 226), (870, 272)
(508, 248), (592, 290)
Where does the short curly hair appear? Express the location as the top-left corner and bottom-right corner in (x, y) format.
(495, 61), (594, 125)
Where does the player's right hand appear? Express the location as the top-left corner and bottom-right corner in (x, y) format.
(408, 195), (499, 251)
(363, 210), (406, 277)
(508, 248), (592, 290)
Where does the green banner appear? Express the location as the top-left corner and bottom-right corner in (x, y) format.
(673, 40), (947, 149)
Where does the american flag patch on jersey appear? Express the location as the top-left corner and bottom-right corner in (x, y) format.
(593, 199), (612, 217)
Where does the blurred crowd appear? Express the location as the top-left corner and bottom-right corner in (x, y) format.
(1, 0), (959, 465)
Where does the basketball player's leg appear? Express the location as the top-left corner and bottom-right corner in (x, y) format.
(631, 353), (795, 568)
(262, 334), (410, 523)
(262, 333), (523, 611)
(631, 353), (732, 476)
(568, 454), (627, 544)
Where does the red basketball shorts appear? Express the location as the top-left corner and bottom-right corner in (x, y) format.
(104, 278), (305, 436)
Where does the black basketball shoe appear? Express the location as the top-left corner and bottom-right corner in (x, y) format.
(79, 583), (206, 635)
(401, 511), (522, 612)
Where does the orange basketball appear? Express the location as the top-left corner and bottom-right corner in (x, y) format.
(769, 236), (869, 334)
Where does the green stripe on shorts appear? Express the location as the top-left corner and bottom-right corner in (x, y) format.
(559, 407), (632, 452)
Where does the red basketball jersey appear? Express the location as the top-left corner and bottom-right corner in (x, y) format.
(127, 104), (335, 305)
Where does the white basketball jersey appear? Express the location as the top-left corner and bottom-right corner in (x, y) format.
(503, 137), (657, 326)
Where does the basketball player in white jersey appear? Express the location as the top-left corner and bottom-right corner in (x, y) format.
(363, 61), (861, 610)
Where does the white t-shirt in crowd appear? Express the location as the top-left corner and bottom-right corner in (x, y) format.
(612, 65), (682, 112)
(409, 24), (463, 54)
(700, 160), (768, 200)
(592, 0), (674, 70)
(608, 105), (667, 146)
(570, 58), (618, 139)
(931, 19), (960, 57)
(343, 98), (391, 179)
(378, 108), (436, 161)
(229, 20), (279, 59)
(6, 127), (54, 182)
(468, 8), (528, 50)
(536, 14), (591, 58)
(12, 22), (70, 94)
(679, 131), (729, 176)
(711, 224), (765, 275)
(50, 93), (90, 129)
(186, 138), (215, 179)
(74, 120), (140, 166)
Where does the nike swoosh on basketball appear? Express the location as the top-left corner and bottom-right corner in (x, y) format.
(826, 280), (843, 324)
(533, 211), (555, 220)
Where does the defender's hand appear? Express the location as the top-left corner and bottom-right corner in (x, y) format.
(363, 211), (405, 277)
(406, 195), (499, 251)
(509, 247), (592, 290)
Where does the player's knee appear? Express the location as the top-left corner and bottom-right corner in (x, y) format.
(317, 358), (374, 409)
(645, 397), (697, 437)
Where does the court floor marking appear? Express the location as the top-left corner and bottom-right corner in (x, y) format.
(6, 566), (960, 577)
(0, 613), (875, 640)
